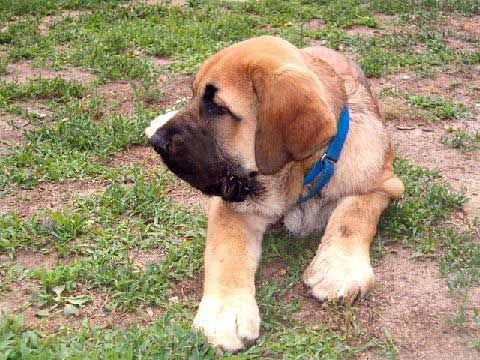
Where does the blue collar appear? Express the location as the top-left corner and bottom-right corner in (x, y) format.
(298, 105), (350, 203)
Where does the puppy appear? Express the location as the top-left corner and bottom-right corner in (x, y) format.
(146, 36), (404, 351)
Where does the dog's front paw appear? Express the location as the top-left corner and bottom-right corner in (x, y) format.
(193, 295), (260, 352)
(303, 244), (374, 302)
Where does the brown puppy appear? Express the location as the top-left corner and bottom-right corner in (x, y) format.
(147, 36), (404, 351)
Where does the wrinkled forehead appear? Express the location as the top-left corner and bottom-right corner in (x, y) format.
(192, 37), (304, 106)
(193, 48), (250, 95)
(193, 48), (255, 116)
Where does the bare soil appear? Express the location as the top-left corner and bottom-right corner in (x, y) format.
(364, 247), (478, 359)
(97, 81), (137, 114)
(285, 245), (479, 359)
(0, 61), (96, 84)
(0, 113), (27, 154)
(447, 16), (480, 37)
(0, 179), (107, 217)
(370, 68), (480, 218)
(345, 25), (376, 36)
(0, 276), (166, 332)
(0, 249), (59, 269)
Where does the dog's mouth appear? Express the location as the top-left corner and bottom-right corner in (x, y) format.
(219, 174), (258, 202)
(189, 172), (259, 203)
(156, 147), (259, 202)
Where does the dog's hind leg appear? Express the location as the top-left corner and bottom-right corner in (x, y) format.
(303, 176), (403, 302)
(193, 197), (269, 351)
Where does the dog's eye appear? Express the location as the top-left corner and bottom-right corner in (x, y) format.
(206, 102), (229, 116)
(201, 84), (241, 121)
(201, 87), (230, 118)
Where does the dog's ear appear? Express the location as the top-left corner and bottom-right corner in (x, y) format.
(252, 64), (339, 175)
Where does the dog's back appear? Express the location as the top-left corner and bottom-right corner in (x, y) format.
(301, 46), (385, 121)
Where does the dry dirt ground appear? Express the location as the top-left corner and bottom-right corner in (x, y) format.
(0, 5), (479, 359)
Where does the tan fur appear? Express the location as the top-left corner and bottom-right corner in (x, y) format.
(181, 36), (405, 351)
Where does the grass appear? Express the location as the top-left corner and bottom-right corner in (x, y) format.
(1, 308), (376, 359)
(0, 0), (128, 21)
(380, 89), (472, 122)
(0, 0), (479, 358)
(0, 57), (8, 75)
(446, 303), (480, 349)
(407, 94), (470, 121)
(376, 159), (480, 291)
(1, 158), (476, 358)
(0, 93), (155, 192)
(0, 77), (87, 109)
(0, 0), (478, 80)
(440, 128), (479, 151)
(1, 169), (207, 309)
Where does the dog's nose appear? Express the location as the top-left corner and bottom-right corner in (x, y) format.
(149, 128), (169, 155)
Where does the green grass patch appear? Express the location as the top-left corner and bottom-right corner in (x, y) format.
(0, 310), (215, 359)
(407, 94), (469, 121)
(380, 158), (466, 240)
(1, 169), (207, 310)
(0, 307), (379, 359)
(0, 97), (153, 192)
(0, 0), (129, 21)
(356, 33), (477, 77)
(367, 0), (478, 16)
(0, 18), (52, 61)
(377, 159), (480, 292)
(0, 0), (378, 79)
(380, 89), (471, 122)
(0, 56), (8, 75)
(440, 128), (479, 151)
(0, 77), (87, 109)
(0, 1), (477, 80)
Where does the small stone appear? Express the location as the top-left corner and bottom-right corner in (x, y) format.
(397, 125), (415, 130)
(168, 296), (179, 304)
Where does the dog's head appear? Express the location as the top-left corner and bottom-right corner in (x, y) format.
(149, 36), (345, 202)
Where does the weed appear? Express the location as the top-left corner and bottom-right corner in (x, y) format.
(0, 57), (8, 75)
(0, 98), (154, 192)
(446, 304), (480, 331)
(373, 328), (400, 360)
(380, 158), (466, 240)
(1, 170), (207, 309)
(377, 160), (480, 293)
(407, 94), (469, 121)
(131, 77), (164, 106)
(0, 77), (86, 109)
(440, 128), (479, 151)
(367, 0), (478, 16)
(0, 0), (128, 20)
(0, 311), (216, 359)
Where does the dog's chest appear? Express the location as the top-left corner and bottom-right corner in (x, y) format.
(283, 198), (338, 237)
